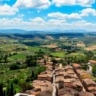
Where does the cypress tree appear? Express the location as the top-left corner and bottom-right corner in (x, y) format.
(31, 70), (35, 81)
(0, 83), (4, 96)
(6, 81), (14, 96)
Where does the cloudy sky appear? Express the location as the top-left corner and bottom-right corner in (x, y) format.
(0, 0), (96, 31)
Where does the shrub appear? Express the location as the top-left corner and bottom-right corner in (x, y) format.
(92, 65), (96, 76)
(21, 82), (32, 92)
(10, 64), (19, 70)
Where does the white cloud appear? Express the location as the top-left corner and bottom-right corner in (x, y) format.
(48, 8), (96, 20)
(0, 4), (18, 15)
(80, 8), (96, 16)
(77, 0), (95, 6)
(30, 17), (45, 23)
(48, 12), (81, 19)
(14, 0), (51, 9)
(52, 0), (95, 7)
(48, 19), (66, 26)
(0, 18), (23, 25)
(68, 13), (81, 19)
(48, 12), (67, 19)
(52, 0), (76, 7)
(0, 17), (96, 31)
(0, 0), (95, 16)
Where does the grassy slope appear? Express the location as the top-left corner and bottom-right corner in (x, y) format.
(51, 51), (66, 57)
(9, 53), (27, 60)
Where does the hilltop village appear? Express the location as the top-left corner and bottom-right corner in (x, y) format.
(15, 57), (96, 96)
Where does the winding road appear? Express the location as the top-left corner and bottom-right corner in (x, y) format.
(87, 62), (92, 74)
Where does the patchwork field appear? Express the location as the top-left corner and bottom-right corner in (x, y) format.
(51, 51), (66, 57)
(86, 45), (96, 51)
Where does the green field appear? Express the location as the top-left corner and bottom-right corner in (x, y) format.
(28, 46), (48, 52)
(51, 51), (66, 57)
(28, 46), (42, 51)
(9, 53), (27, 60)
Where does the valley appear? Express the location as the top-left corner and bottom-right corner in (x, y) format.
(0, 32), (96, 96)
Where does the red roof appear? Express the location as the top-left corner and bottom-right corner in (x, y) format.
(89, 60), (96, 64)
(73, 63), (81, 68)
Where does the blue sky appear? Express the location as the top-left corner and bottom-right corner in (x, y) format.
(0, 0), (96, 31)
